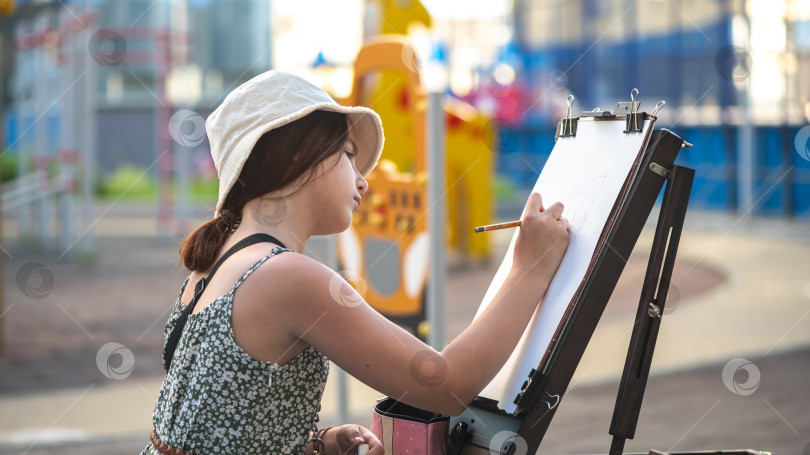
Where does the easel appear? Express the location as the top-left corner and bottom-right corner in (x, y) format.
(448, 104), (770, 454)
(608, 163), (692, 454)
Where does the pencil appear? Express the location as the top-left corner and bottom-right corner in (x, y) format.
(474, 220), (522, 233)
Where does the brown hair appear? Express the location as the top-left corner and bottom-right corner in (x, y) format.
(179, 110), (349, 273)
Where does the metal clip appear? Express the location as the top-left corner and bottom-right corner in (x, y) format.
(557, 95), (578, 139)
(651, 100), (665, 117)
(624, 88), (644, 133)
(649, 162), (669, 179)
(648, 302), (662, 319)
(541, 390), (560, 409)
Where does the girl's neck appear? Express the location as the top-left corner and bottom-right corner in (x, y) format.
(231, 222), (308, 254)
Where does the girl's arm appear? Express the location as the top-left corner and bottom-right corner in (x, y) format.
(267, 193), (568, 416)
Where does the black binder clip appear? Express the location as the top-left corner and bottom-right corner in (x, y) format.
(617, 88), (644, 134)
(512, 368), (554, 415)
(556, 95), (578, 140)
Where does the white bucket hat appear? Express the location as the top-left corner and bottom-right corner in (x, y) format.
(206, 70), (384, 217)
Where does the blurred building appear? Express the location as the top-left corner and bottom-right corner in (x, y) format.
(417, 1), (809, 217)
(2, 0), (809, 217)
(500, 0), (810, 216)
(1, 0), (272, 175)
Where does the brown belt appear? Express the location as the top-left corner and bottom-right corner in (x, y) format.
(150, 430), (198, 455)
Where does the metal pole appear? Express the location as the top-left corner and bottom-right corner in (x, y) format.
(81, 4), (97, 257)
(33, 14), (48, 247)
(15, 21), (32, 240)
(334, 364), (350, 425)
(171, 0), (192, 238)
(0, 32), (5, 352)
(426, 89), (446, 350)
(782, 8), (794, 217)
(737, 14), (754, 214)
(157, 3), (174, 242)
(174, 138), (190, 236)
(325, 234), (350, 424)
(58, 10), (75, 256)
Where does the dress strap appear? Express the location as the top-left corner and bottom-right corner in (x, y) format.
(163, 233), (288, 372)
(228, 246), (293, 295)
(176, 276), (192, 303)
(205, 234), (287, 282)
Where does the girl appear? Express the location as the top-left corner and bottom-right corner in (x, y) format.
(142, 70), (569, 455)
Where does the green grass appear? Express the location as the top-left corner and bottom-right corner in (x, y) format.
(1, 154), (220, 203)
(190, 178), (219, 202)
(95, 163), (219, 203)
(97, 163), (157, 200)
(1, 154), (18, 183)
(4, 156), (521, 206)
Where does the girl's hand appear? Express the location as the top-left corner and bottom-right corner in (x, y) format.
(512, 192), (570, 283)
(325, 424), (384, 455)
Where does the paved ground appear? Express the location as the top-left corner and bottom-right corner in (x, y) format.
(0, 202), (808, 454)
(4, 348), (807, 455)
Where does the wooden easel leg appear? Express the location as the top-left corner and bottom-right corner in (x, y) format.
(610, 435), (626, 455)
(608, 165), (695, 451)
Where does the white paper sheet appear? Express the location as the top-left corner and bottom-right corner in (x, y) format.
(473, 118), (652, 413)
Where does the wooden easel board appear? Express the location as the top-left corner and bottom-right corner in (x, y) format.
(473, 117), (657, 414)
(453, 120), (687, 454)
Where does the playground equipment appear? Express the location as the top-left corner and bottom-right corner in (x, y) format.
(336, 36), (494, 339)
(5, 6), (98, 258)
(3, 3), (199, 258)
(372, 0), (431, 35)
(354, 37), (495, 260)
(336, 37), (430, 338)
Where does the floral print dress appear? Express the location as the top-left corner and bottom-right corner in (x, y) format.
(140, 248), (330, 454)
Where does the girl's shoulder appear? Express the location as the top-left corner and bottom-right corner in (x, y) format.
(229, 249), (344, 347)
(240, 249), (337, 300)
(255, 248), (331, 276)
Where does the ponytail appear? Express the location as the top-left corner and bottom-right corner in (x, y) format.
(178, 212), (240, 272)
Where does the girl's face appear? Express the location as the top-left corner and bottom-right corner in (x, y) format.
(307, 135), (367, 235)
